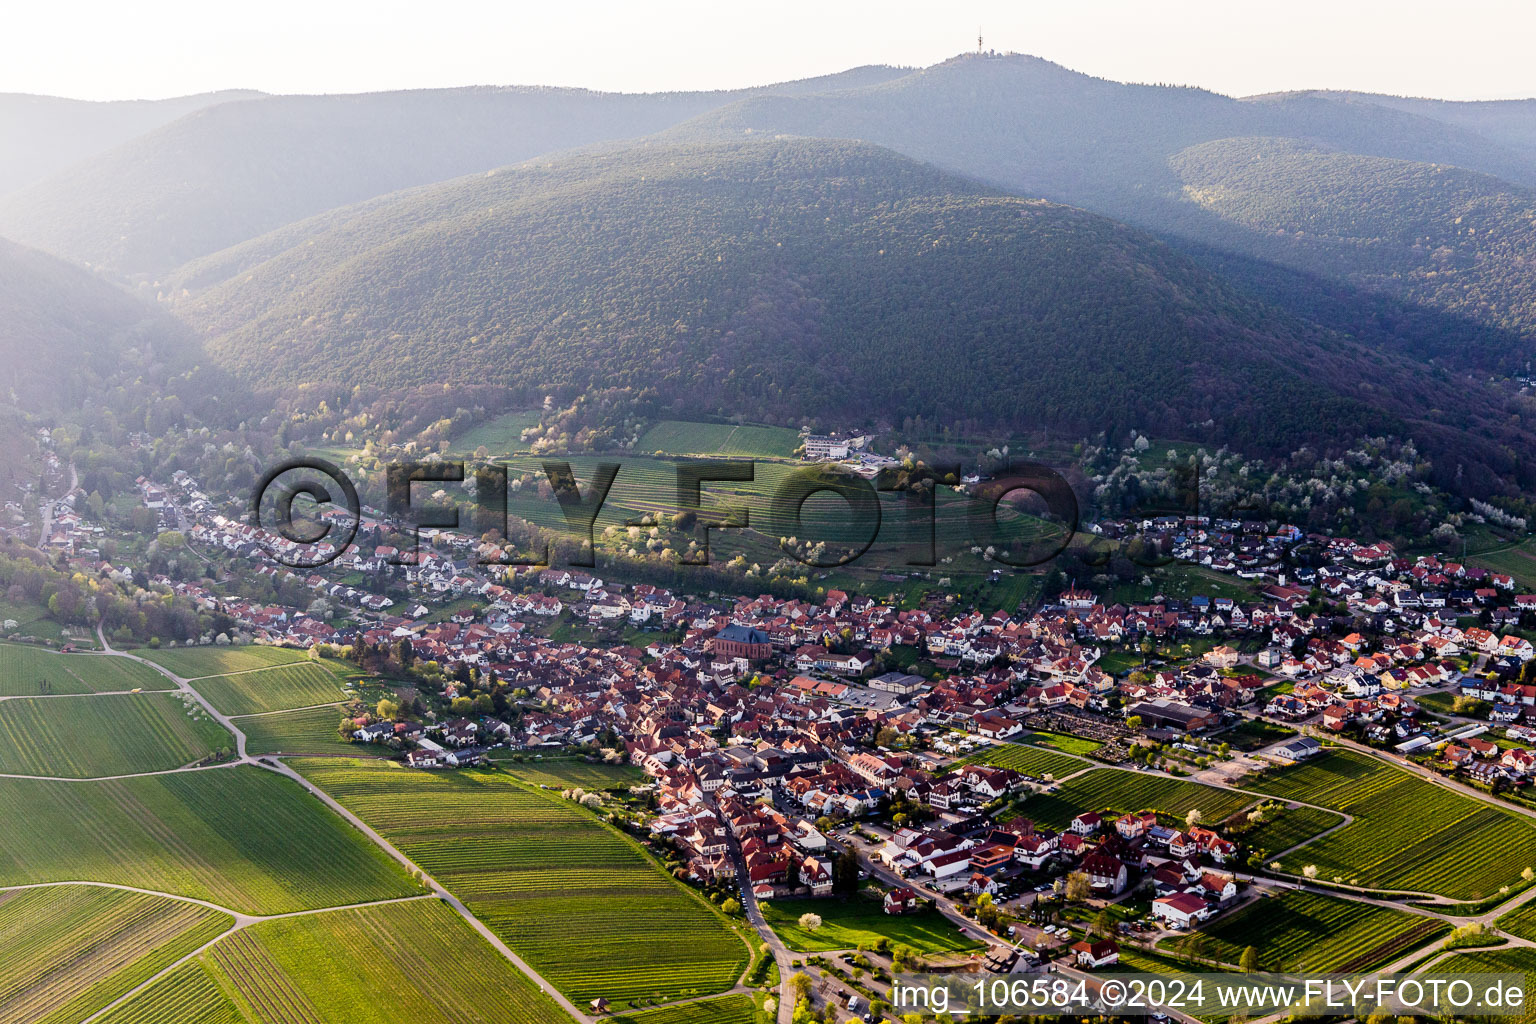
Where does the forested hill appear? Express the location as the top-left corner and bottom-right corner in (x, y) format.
(172, 138), (1533, 492)
(0, 89), (262, 197)
(667, 54), (1536, 367)
(0, 237), (194, 415)
(0, 68), (910, 277)
(1263, 91), (1536, 164)
(1168, 137), (1536, 367)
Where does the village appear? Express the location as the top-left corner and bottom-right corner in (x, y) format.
(22, 458), (1536, 1019)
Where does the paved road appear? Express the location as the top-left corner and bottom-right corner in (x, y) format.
(728, 835), (797, 1024)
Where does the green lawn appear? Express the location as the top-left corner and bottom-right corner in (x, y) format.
(1190, 890), (1449, 972)
(0, 645), (173, 696)
(1220, 718), (1297, 752)
(0, 692), (232, 777)
(97, 898), (571, 1024)
(1020, 731), (1103, 757)
(452, 410), (544, 454)
(1249, 750), (1536, 900)
(0, 885), (233, 1024)
(758, 892), (983, 954)
(0, 766), (415, 914)
(296, 759), (748, 1005)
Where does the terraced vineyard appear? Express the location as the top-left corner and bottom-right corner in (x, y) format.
(611, 994), (764, 1024)
(0, 766), (414, 913)
(97, 899), (572, 1024)
(1019, 768), (1254, 829)
(0, 692), (231, 777)
(186, 662), (357, 716)
(0, 645), (173, 696)
(0, 885), (232, 1024)
(296, 758), (748, 1005)
(1237, 805), (1345, 858)
(1189, 890), (1449, 972)
(237, 704), (362, 756)
(1250, 750), (1536, 899)
(951, 741), (1088, 780)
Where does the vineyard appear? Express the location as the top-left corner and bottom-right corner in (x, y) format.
(1249, 750), (1536, 899)
(0, 692), (231, 778)
(0, 885), (232, 1024)
(134, 646), (311, 678)
(237, 705), (363, 757)
(0, 645), (173, 697)
(295, 759), (749, 1006)
(0, 766), (415, 913)
(189, 662), (356, 716)
(951, 741), (1089, 780)
(610, 994), (765, 1024)
(1188, 890), (1449, 972)
(1018, 768), (1255, 829)
(94, 961), (244, 1024)
(1498, 896), (1536, 941)
(98, 899), (571, 1024)
(498, 757), (646, 790)
(1235, 805), (1344, 858)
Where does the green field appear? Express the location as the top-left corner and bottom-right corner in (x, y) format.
(1221, 718), (1297, 752)
(0, 692), (232, 778)
(236, 705), (362, 757)
(134, 646), (311, 678)
(0, 766), (415, 914)
(186, 662), (356, 716)
(611, 994), (765, 1024)
(296, 759), (748, 1005)
(1023, 731), (1103, 757)
(499, 757), (646, 790)
(1190, 890), (1448, 972)
(0, 646), (173, 697)
(951, 742), (1088, 780)
(1250, 750), (1536, 899)
(1019, 769), (1255, 829)
(1238, 805), (1344, 858)
(758, 892), (983, 954)
(0, 885), (232, 1024)
(452, 410), (544, 454)
(97, 898), (571, 1024)
(637, 420), (801, 459)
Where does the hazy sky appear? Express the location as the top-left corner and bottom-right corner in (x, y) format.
(5, 0), (1534, 102)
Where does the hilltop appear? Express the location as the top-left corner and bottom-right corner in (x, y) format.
(0, 68), (908, 276)
(172, 138), (1534, 492)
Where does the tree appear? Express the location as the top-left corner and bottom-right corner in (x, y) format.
(798, 912), (822, 932)
(1125, 715), (1144, 731)
(1302, 864), (1319, 879)
(1092, 909), (1114, 938)
(1239, 945), (1260, 973)
(1065, 871), (1092, 902)
(833, 848), (859, 897)
(721, 897), (741, 916)
(376, 697), (400, 721)
(1185, 808), (1203, 828)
